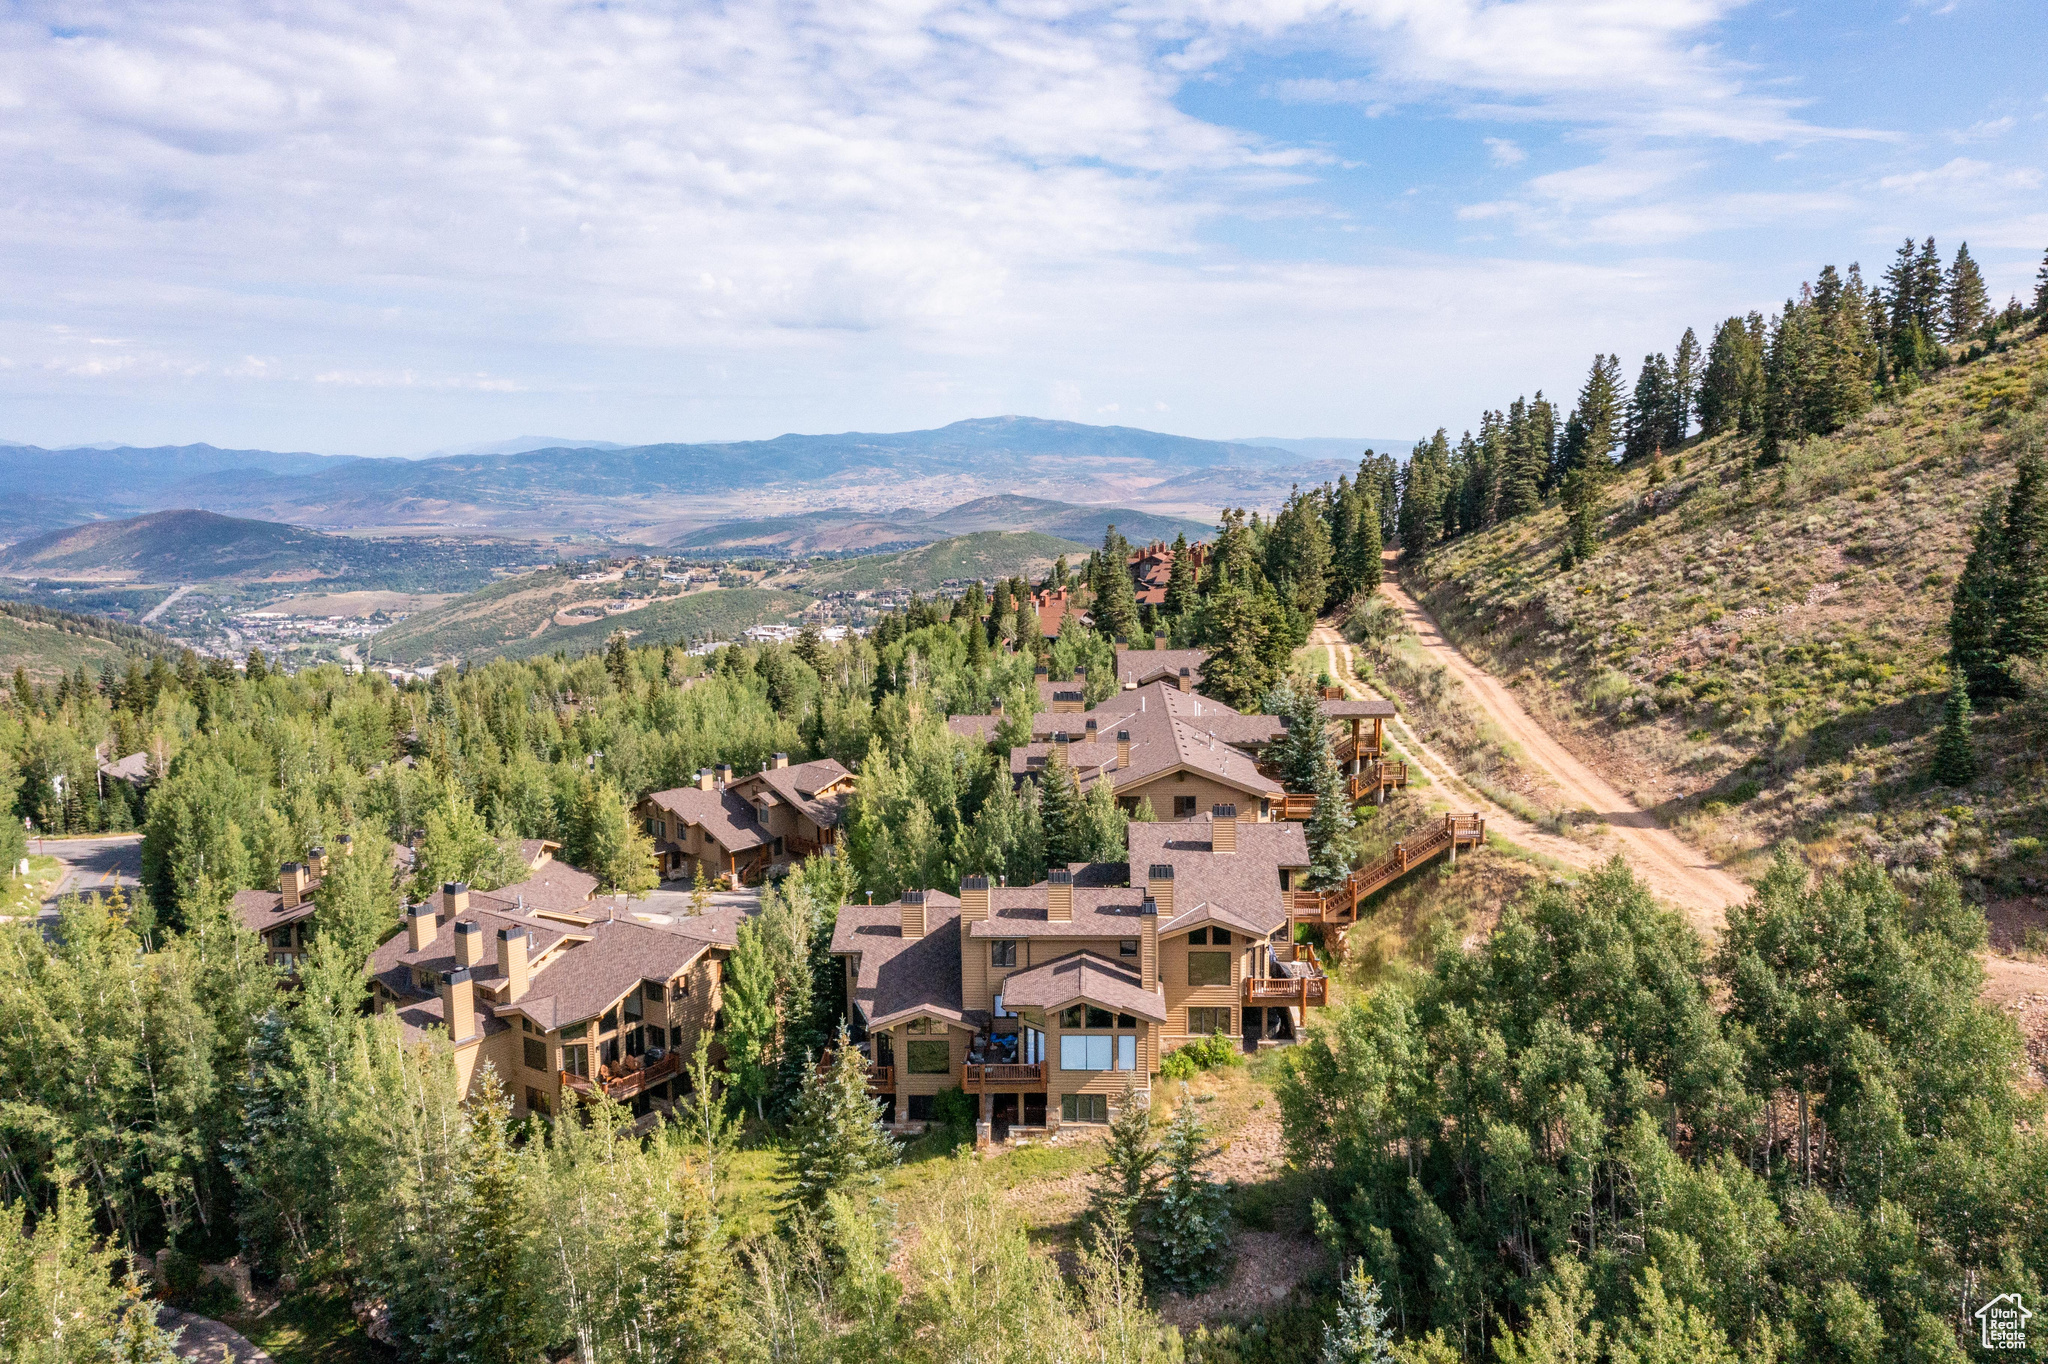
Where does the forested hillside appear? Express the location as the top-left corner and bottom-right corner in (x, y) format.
(1393, 241), (2048, 883)
(0, 600), (175, 685)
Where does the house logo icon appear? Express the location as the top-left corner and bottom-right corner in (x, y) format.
(1976, 1293), (2032, 1350)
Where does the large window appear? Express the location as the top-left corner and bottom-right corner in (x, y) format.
(1188, 927), (1230, 945)
(991, 940), (1017, 967)
(1058, 1034), (1137, 1071)
(523, 1038), (548, 1072)
(1188, 1006), (1232, 1036)
(562, 1044), (590, 1078)
(907, 1040), (952, 1074)
(1187, 952), (1231, 986)
(1062, 1094), (1109, 1123)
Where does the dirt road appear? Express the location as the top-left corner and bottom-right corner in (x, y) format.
(1357, 582), (1751, 932)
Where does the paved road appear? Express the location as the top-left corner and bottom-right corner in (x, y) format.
(37, 833), (144, 918)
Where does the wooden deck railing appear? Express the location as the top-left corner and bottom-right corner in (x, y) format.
(963, 1060), (1048, 1092)
(1274, 793), (1318, 821)
(815, 1057), (893, 1091)
(560, 1049), (683, 1103)
(1243, 975), (1328, 1008)
(1292, 813), (1486, 928)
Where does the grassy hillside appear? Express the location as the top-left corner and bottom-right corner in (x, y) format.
(800, 531), (1089, 592)
(924, 494), (1212, 547)
(482, 588), (811, 662)
(669, 510), (936, 557)
(0, 602), (176, 683)
(371, 564), (812, 665)
(1406, 333), (2048, 887)
(0, 509), (547, 592)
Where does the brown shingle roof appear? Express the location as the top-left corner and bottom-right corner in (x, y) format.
(1321, 697), (1396, 719)
(1012, 703), (1283, 799)
(644, 785), (769, 851)
(733, 758), (855, 828)
(1114, 648), (1208, 689)
(830, 893), (967, 1030)
(1126, 815), (1308, 937)
(233, 888), (316, 937)
(998, 951), (1167, 1022)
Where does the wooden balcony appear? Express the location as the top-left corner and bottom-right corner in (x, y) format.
(1244, 975), (1328, 1008)
(815, 1057), (893, 1091)
(1274, 793), (1318, 821)
(963, 1060), (1049, 1092)
(559, 1049), (683, 1103)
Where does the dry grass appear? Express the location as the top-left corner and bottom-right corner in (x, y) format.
(1409, 334), (2048, 888)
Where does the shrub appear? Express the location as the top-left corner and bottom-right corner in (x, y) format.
(931, 1085), (975, 1128)
(1729, 779), (1762, 803)
(1161, 1031), (1240, 1081)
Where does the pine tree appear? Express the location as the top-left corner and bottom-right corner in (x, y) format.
(1623, 353), (1670, 464)
(604, 630), (632, 689)
(1320, 1259), (1396, 1364)
(781, 1024), (898, 1218)
(1165, 532), (1197, 618)
(441, 1070), (550, 1364)
(1143, 1085), (1229, 1293)
(1560, 466), (1602, 567)
(1565, 354), (1625, 473)
(1094, 525), (1142, 643)
(1992, 442), (2048, 678)
(1304, 731), (1357, 889)
(1196, 578), (1278, 709)
(1038, 749), (1083, 869)
(1076, 775), (1129, 863)
(245, 647), (268, 681)
(2035, 246), (2048, 321)
(1088, 1078), (1159, 1240)
(1666, 327), (1700, 450)
(1496, 396), (1543, 518)
(1932, 671), (1976, 787)
(1951, 500), (2008, 698)
(1945, 241), (1991, 343)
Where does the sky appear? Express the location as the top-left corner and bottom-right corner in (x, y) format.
(1, 0), (2044, 457)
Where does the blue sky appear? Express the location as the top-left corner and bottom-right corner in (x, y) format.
(0, 0), (2042, 457)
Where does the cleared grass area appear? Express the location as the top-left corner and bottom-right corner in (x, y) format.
(0, 854), (59, 919)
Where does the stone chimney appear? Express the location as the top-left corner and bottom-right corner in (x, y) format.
(497, 927), (530, 1003)
(307, 846), (328, 878)
(1140, 895), (1159, 990)
(442, 881), (470, 920)
(454, 918), (486, 969)
(440, 969), (477, 1045)
(407, 902), (438, 953)
(1047, 869), (1073, 922)
(696, 768), (714, 791)
(772, 752), (789, 770)
(900, 890), (927, 940)
(1117, 729), (1131, 768)
(1178, 666), (1193, 692)
(1211, 805), (1238, 855)
(959, 874), (990, 926)
(1147, 863), (1174, 917)
(279, 862), (305, 911)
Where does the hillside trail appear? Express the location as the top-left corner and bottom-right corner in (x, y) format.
(1333, 579), (2048, 1027)
(1311, 626), (1599, 874)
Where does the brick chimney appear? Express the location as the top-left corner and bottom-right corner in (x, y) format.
(959, 875), (989, 926)
(454, 919), (486, 969)
(1117, 729), (1131, 768)
(772, 752), (789, 770)
(1211, 805), (1238, 855)
(1140, 895), (1159, 990)
(1147, 863), (1174, 917)
(696, 768), (714, 791)
(1047, 869), (1073, 922)
(442, 881), (470, 920)
(279, 862), (304, 911)
(440, 969), (477, 1045)
(406, 902), (438, 953)
(900, 891), (927, 940)
(497, 927), (529, 1003)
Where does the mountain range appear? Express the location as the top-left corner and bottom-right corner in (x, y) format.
(0, 416), (1368, 541)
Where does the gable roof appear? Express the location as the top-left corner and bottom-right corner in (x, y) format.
(1012, 701), (1284, 799)
(643, 785), (769, 851)
(830, 892), (967, 1030)
(233, 887), (318, 937)
(732, 758), (855, 828)
(1114, 648), (1208, 689)
(998, 951), (1167, 1022)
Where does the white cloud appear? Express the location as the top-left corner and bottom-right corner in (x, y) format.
(1484, 137), (1525, 167)
(1878, 157), (2043, 196)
